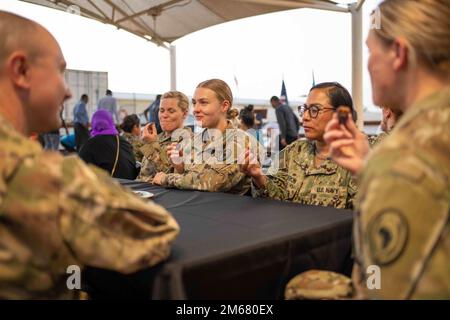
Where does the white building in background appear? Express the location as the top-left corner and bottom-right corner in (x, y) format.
(63, 69), (381, 135)
(63, 69), (108, 121)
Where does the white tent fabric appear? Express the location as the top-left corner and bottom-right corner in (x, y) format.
(20, 0), (366, 125)
(21, 0), (358, 48)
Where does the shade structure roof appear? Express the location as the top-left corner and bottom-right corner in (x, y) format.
(21, 0), (362, 48)
(19, 0), (367, 126)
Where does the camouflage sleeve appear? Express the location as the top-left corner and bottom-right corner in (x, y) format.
(138, 141), (172, 183)
(5, 152), (179, 275)
(356, 153), (449, 299)
(368, 132), (388, 148)
(345, 175), (358, 210)
(251, 146), (291, 200)
(132, 139), (145, 162)
(161, 163), (246, 192)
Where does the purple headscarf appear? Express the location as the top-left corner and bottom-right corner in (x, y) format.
(90, 109), (118, 137)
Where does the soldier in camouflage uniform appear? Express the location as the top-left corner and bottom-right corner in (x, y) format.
(0, 12), (179, 299)
(243, 82), (357, 209)
(352, 86), (450, 299)
(138, 127), (192, 183)
(156, 122), (260, 195)
(292, 0), (450, 300)
(367, 106), (401, 147)
(367, 131), (388, 147)
(137, 91), (192, 183)
(120, 114), (145, 162)
(251, 139), (357, 209)
(153, 79), (262, 195)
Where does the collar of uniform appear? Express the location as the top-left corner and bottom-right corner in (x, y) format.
(0, 113), (42, 155)
(122, 131), (136, 140)
(159, 131), (171, 143)
(201, 121), (233, 145)
(197, 121), (238, 159)
(0, 112), (16, 133)
(298, 140), (338, 176)
(394, 85), (450, 132)
(160, 127), (192, 143)
(0, 112), (43, 186)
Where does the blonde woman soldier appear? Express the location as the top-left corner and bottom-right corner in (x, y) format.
(152, 79), (263, 195)
(138, 91), (192, 183)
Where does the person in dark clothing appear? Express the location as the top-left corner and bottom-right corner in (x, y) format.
(144, 94), (162, 134)
(73, 94), (90, 152)
(79, 109), (138, 180)
(270, 96), (299, 150)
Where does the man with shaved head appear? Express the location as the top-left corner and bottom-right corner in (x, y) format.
(0, 11), (179, 299)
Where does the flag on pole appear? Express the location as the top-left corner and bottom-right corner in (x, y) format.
(234, 74), (239, 90)
(280, 80), (289, 106)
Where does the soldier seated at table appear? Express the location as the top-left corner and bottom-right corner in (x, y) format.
(137, 91), (192, 184)
(241, 82), (357, 209)
(152, 79), (262, 196)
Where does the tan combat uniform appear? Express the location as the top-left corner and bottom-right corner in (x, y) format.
(161, 122), (261, 195)
(137, 128), (193, 184)
(0, 114), (179, 299)
(367, 131), (388, 148)
(354, 86), (450, 299)
(253, 139), (357, 209)
(122, 132), (144, 162)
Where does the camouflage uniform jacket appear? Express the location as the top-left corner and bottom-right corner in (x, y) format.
(368, 132), (388, 148)
(122, 132), (144, 162)
(354, 86), (450, 299)
(137, 128), (192, 184)
(0, 114), (179, 299)
(161, 122), (260, 195)
(253, 139), (357, 209)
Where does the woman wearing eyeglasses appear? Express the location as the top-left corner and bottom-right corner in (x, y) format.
(241, 82), (357, 209)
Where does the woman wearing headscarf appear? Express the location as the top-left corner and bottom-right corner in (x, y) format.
(79, 109), (138, 179)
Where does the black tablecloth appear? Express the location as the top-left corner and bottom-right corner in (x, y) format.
(84, 179), (353, 300)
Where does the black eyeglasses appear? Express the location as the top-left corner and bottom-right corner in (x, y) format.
(298, 104), (335, 119)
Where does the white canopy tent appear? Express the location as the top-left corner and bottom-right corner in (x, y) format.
(20, 0), (366, 125)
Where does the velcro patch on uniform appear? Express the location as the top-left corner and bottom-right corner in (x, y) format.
(390, 156), (426, 184)
(366, 208), (409, 266)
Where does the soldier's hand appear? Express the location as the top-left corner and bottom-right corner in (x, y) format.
(142, 123), (158, 143)
(240, 149), (267, 188)
(324, 113), (369, 175)
(167, 142), (184, 174)
(153, 172), (166, 185)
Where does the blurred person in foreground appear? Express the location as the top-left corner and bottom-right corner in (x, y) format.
(0, 11), (179, 299)
(286, 0), (450, 300)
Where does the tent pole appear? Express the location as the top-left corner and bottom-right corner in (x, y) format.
(351, 4), (364, 129)
(170, 45), (177, 90)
